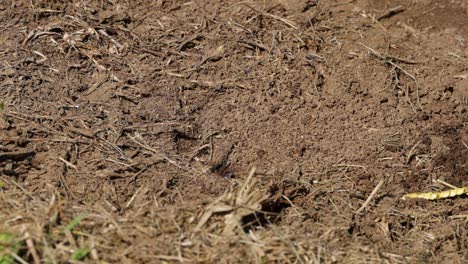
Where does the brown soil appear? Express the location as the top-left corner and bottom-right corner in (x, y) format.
(0, 0), (467, 263)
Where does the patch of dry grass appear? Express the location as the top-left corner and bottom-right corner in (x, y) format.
(1, 172), (392, 263)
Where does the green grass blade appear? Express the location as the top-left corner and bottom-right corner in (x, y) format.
(65, 213), (86, 231)
(70, 247), (90, 261)
(0, 233), (21, 264)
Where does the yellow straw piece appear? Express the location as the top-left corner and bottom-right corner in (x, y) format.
(401, 187), (468, 200)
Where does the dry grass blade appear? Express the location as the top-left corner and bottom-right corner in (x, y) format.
(129, 133), (189, 171)
(406, 141), (422, 164)
(356, 179), (384, 214)
(24, 232), (40, 264)
(462, 140), (468, 150)
(194, 167), (268, 236)
(359, 42), (416, 80)
(0, 0), (466, 262)
(224, 167), (268, 235)
(240, 3), (298, 29)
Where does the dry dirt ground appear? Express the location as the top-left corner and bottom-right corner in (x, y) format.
(0, 0), (467, 263)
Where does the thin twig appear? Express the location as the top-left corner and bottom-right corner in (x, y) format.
(125, 185), (144, 209)
(377, 6), (405, 21)
(241, 3), (298, 29)
(356, 179), (384, 214)
(58, 157), (78, 171)
(436, 179), (458, 189)
(25, 232), (40, 264)
(335, 164), (367, 169)
(10, 253), (29, 264)
(4, 178), (36, 200)
(462, 140), (468, 150)
(415, 76), (424, 111)
(129, 134), (188, 171)
(359, 42), (416, 80)
(406, 141), (422, 164)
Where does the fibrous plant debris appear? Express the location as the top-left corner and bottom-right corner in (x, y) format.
(0, 0), (467, 263)
(196, 167), (269, 235)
